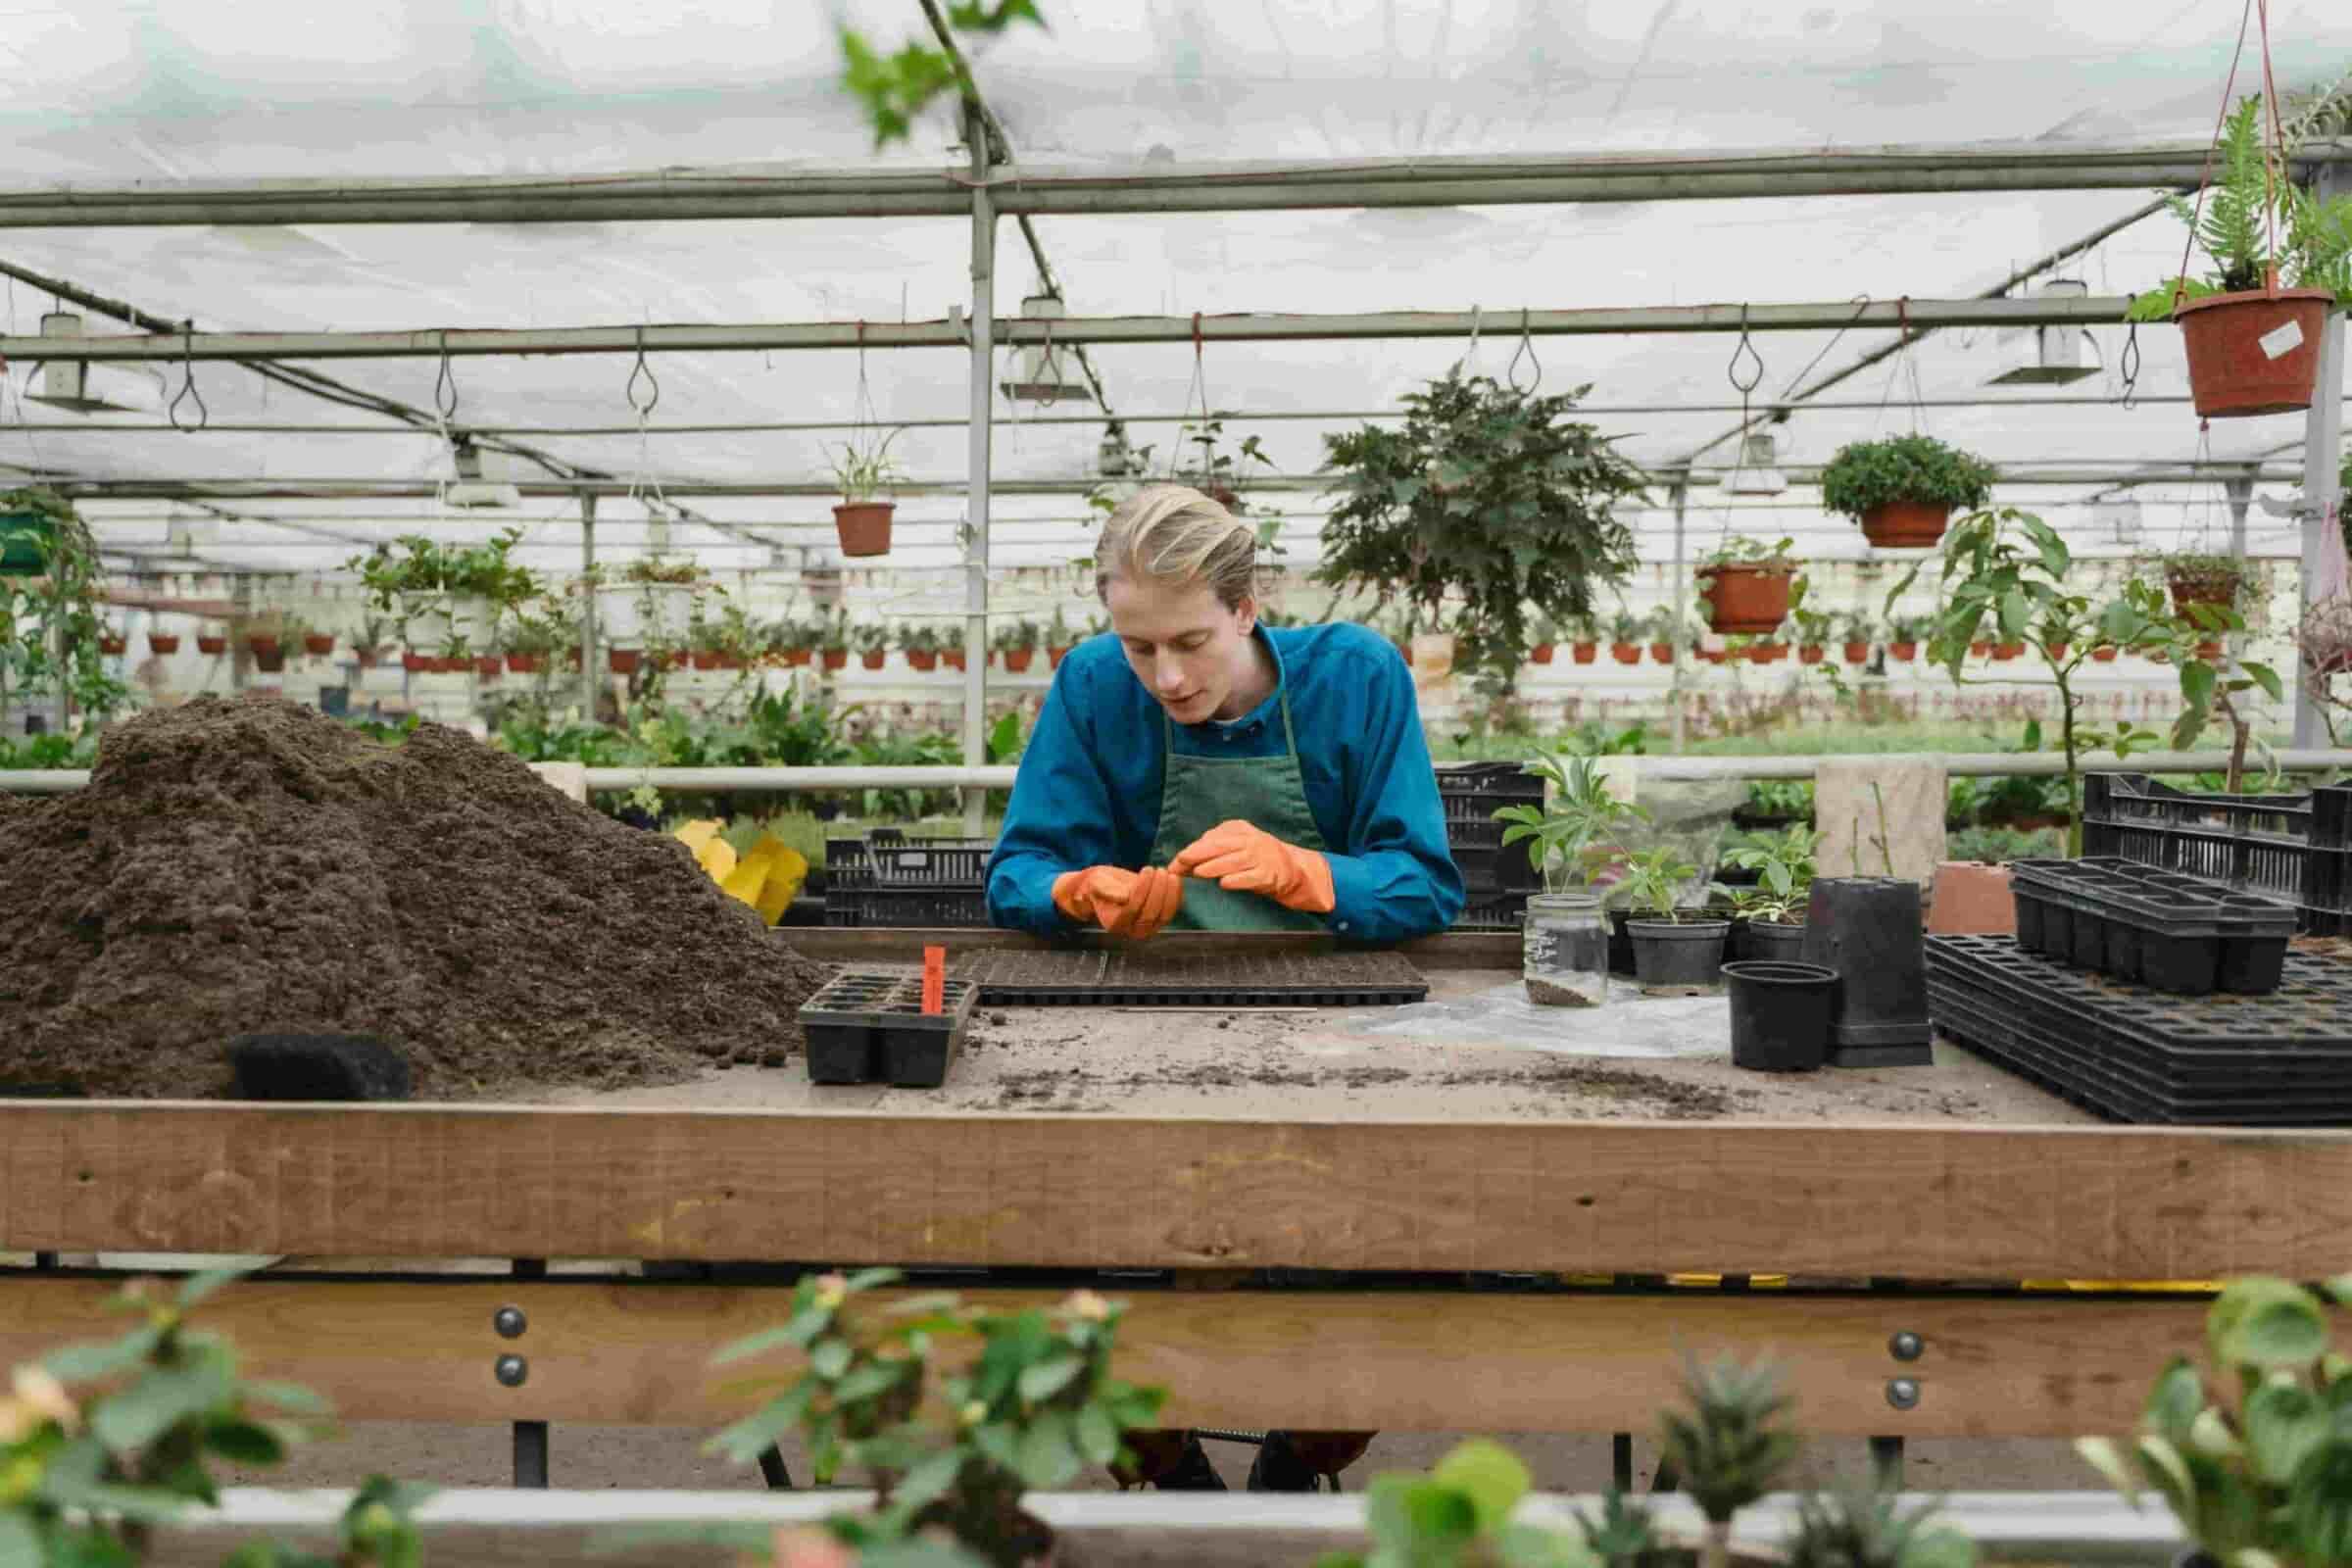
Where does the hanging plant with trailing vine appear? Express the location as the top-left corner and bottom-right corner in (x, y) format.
(1316, 368), (1648, 687)
(0, 487), (131, 722)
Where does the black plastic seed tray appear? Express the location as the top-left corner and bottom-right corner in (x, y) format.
(798, 970), (978, 1087)
(2082, 772), (2352, 936)
(823, 886), (994, 928)
(955, 949), (1428, 1006)
(826, 830), (999, 889)
(1436, 761), (1544, 824)
(2009, 857), (2294, 996)
(1446, 815), (1543, 895)
(1926, 934), (2352, 1125)
(1453, 891), (1531, 931)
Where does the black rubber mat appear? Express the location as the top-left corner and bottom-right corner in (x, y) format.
(1927, 934), (2352, 1125)
(954, 949), (1429, 1006)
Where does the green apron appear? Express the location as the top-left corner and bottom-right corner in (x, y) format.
(1149, 682), (1331, 932)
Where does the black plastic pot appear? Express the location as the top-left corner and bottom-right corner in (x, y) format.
(1627, 918), (1731, 995)
(1738, 919), (1808, 963)
(2011, 889), (2046, 954)
(799, 970), (976, 1088)
(1723, 961), (1835, 1072)
(2104, 918), (2142, 984)
(1801, 878), (1932, 1067)
(2067, 906), (2107, 968)
(2220, 897), (2289, 993)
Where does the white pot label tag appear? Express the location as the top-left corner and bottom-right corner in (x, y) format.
(2259, 318), (2305, 360)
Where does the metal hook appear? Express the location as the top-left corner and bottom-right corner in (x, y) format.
(1459, 304), (1483, 372)
(2119, 320), (2142, 412)
(167, 319), (208, 432)
(1506, 308), (1541, 393)
(626, 325), (660, 416)
(1726, 304), (1764, 396)
(433, 331), (459, 422)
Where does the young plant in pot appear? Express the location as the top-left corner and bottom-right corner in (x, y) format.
(1564, 612), (1601, 664)
(1044, 606), (1078, 669)
(993, 617), (1039, 673)
(1839, 611), (1877, 665)
(1615, 845), (1733, 996)
(1722, 824), (1820, 961)
(2077, 1273), (2352, 1568)
(828, 428), (905, 558)
(1695, 536), (1801, 635)
(853, 620), (891, 671)
(2158, 550), (2255, 621)
(1820, 434), (1998, 550)
(1659, 1352), (1800, 1568)
(1318, 366), (1645, 692)
(1495, 750), (1651, 1007)
(901, 622), (941, 672)
(819, 612), (852, 672)
(1608, 609), (1645, 663)
(710, 1268), (1166, 1568)
(2126, 94), (2352, 418)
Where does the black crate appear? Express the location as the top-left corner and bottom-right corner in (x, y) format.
(827, 829), (998, 889)
(1446, 814), (1543, 895)
(1453, 890), (1531, 930)
(1435, 761), (1544, 825)
(2082, 773), (2352, 934)
(798, 970), (978, 1088)
(824, 885), (994, 928)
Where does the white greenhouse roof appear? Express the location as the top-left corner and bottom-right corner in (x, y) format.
(0, 0), (2344, 580)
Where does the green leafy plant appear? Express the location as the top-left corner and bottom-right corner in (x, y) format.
(1318, 367), (1648, 689)
(2102, 575), (2282, 794)
(1607, 610), (1647, 646)
(1, 1268), (432, 1568)
(1783, 1482), (1976, 1568)
(1169, 417), (1274, 511)
(1697, 535), (1796, 569)
(1494, 750), (1652, 893)
(2158, 551), (2255, 612)
(1721, 824), (1821, 924)
(1819, 436), (1998, 522)
(830, 429), (908, 505)
(1573, 1489), (1664, 1568)
(1658, 1353), (1800, 1568)
(2077, 1273), (2352, 1566)
(1612, 845), (1723, 924)
(2128, 95), (2352, 318)
(1311, 1438), (1603, 1568)
(837, 2), (1046, 149)
(853, 622), (893, 657)
(990, 619), (1039, 656)
(710, 1269), (1163, 1568)
(0, 487), (133, 721)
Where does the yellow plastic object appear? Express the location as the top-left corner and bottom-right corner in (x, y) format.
(721, 858), (770, 909)
(694, 837), (738, 884)
(673, 819), (722, 854)
(755, 848), (808, 927)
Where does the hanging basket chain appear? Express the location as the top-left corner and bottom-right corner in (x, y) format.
(167, 319), (207, 433)
(2176, 0), (2257, 307)
(2120, 321), (2143, 411)
(433, 331), (460, 423)
(626, 324), (661, 417)
(1506, 308), (1542, 394)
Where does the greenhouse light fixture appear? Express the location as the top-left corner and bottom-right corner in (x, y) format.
(25, 312), (143, 413)
(1727, 430), (1787, 496)
(1986, 279), (2098, 386)
(999, 295), (1093, 405)
(445, 437), (519, 510)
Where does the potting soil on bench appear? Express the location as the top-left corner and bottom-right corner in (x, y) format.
(0, 695), (831, 1100)
(954, 948), (1428, 1005)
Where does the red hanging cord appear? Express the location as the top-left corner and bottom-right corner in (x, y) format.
(2177, 0), (2256, 308)
(2255, 0), (2284, 293)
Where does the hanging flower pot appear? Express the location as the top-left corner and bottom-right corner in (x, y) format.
(474, 655), (503, 679)
(1969, 640), (1993, 659)
(1696, 648), (1729, 665)
(907, 648), (939, 672)
(148, 633), (180, 656)
(1798, 644), (1826, 665)
(1990, 641), (2025, 662)
(1571, 641), (1597, 665)
(783, 648), (813, 667)
(248, 635), (285, 673)
(2196, 639), (2224, 661)
(943, 648), (967, 671)
(355, 647), (380, 668)
(402, 651), (430, 673)
(833, 502), (894, 558)
(506, 652), (542, 673)
(1528, 643), (1555, 665)
(2175, 287), (2337, 417)
(1822, 435), (1996, 549)
(2165, 558), (2247, 618)
(1695, 562), (1796, 634)
(303, 633), (335, 658)
(821, 648), (849, 671)
(664, 650), (690, 670)
(1841, 640), (1871, 665)
(605, 648), (640, 675)
(1648, 640), (1673, 663)
(1004, 648), (1036, 674)
(98, 633), (127, 656)
(197, 633), (227, 656)
(690, 649), (724, 670)
(1888, 640), (1918, 662)
(2043, 642), (2071, 661)
(1047, 643), (1072, 669)
(2091, 644), (2119, 662)
(860, 648), (887, 670)
(1858, 502), (1954, 549)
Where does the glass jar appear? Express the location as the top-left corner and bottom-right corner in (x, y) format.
(1524, 891), (1610, 1007)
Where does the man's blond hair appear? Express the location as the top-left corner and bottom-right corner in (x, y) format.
(1095, 484), (1256, 610)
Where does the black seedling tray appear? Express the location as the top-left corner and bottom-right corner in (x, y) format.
(2010, 857), (2293, 996)
(955, 949), (1428, 1006)
(826, 830), (998, 889)
(1453, 891), (1532, 931)
(798, 970), (978, 1087)
(2082, 773), (2352, 937)
(824, 885), (994, 928)
(1446, 815), (1543, 895)
(1436, 761), (1544, 824)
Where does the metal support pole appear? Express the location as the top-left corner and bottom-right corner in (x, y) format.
(2295, 197), (2347, 748)
(1670, 481), (1689, 754)
(511, 1258), (547, 1489)
(578, 495), (599, 721)
(962, 108), (997, 839)
(2226, 472), (2253, 664)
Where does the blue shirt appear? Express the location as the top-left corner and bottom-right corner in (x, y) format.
(986, 621), (1464, 944)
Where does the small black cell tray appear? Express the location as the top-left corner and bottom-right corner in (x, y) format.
(798, 970), (979, 1088)
(2009, 857), (2293, 996)
(956, 950), (1429, 1007)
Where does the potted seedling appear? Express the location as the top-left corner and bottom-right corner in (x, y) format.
(854, 622), (890, 670)
(828, 428), (905, 558)
(1722, 824), (1820, 963)
(1886, 614), (1928, 662)
(994, 617), (1039, 673)
(197, 625), (227, 656)
(1608, 610), (1644, 664)
(2078, 1273), (2352, 1568)
(2160, 549), (2255, 619)
(1527, 613), (1558, 665)
(1820, 433), (1999, 550)
(1616, 844), (1733, 995)
(302, 624), (335, 658)
(1784, 1483), (1979, 1568)
(1045, 606), (1077, 669)
(353, 612), (394, 668)
(1659, 1352), (1800, 1568)
(1840, 612), (1876, 665)
(243, 611), (297, 673)
(1696, 536), (1801, 635)
(147, 626), (180, 656)
(96, 623), (126, 656)
(1647, 609), (1682, 665)
(1792, 607), (1833, 664)
(2127, 94), (2352, 417)
(943, 632), (968, 672)
(1495, 749), (1652, 1007)
(1566, 612), (1599, 665)
(819, 613), (851, 672)
(902, 623), (940, 672)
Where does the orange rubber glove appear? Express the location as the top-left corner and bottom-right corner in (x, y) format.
(1052, 864), (1184, 939)
(1167, 819), (1336, 915)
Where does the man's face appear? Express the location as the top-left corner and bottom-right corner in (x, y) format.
(1104, 573), (1257, 724)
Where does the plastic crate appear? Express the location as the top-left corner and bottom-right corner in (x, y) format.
(1446, 814), (1543, 895)
(2082, 773), (2352, 934)
(826, 829), (998, 889)
(1452, 890), (1531, 930)
(823, 885), (994, 928)
(1435, 761), (1544, 824)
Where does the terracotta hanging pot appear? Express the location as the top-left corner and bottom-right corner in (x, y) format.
(2167, 569), (2243, 617)
(506, 653), (542, 673)
(1990, 641), (2025, 662)
(1858, 501), (1952, 550)
(1571, 641), (1597, 664)
(2044, 642), (2070, 661)
(690, 649), (724, 670)
(474, 655), (503, 679)
(1528, 643), (1555, 665)
(1969, 640), (1993, 658)
(1648, 641), (1673, 663)
(907, 649), (938, 671)
(1047, 644), (1072, 669)
(197, 634), (227, 655)
(860, 648), (887, 670)
(303, 633), (335, 657)
(1842, 641), (1871, 664)
(821, 648), (849, 671)
(665, 650), (690, 670)
(783, 648), (813, 667)
(148, 633), (180, 655)
(833, 501), (894, 558)
(356, 647), (379, 668)
(2196, 639), (2224, 661)
(1610, 642), (1641, 664)
(1696, 648), (1728, 664)
(943, 648), (966, 671)
(1798, 645), (1826, 665)
(608, 648), (641, 674)
(1888, 641), (1918, 662)
(248, 635), (285, 673)
(402, 651), (430, 673)
(1696, 564), (1795, 634)
(98, 635), (127, 656)
(2175, 286), (2336, 417)
(2090, 645), (2119, 662)
(1004, 648), (1036, 673)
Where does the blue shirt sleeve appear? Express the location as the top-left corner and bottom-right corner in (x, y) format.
(1321, 642), (1465, 944)
(985, 655), (1119, 935)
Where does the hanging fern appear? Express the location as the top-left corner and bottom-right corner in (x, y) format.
(2130, 94), (2352, 318)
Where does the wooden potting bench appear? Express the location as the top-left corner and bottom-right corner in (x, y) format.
(4, 931), (2346, 1490)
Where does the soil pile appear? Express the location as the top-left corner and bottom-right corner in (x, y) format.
(0, 695), (830, 1099)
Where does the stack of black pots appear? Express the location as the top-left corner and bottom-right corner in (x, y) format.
(1723, 877), (1933, 1072)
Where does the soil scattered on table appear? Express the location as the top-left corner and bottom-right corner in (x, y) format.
(0, 695), (831, 1100)
(990, 1057), (1750, 1119)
